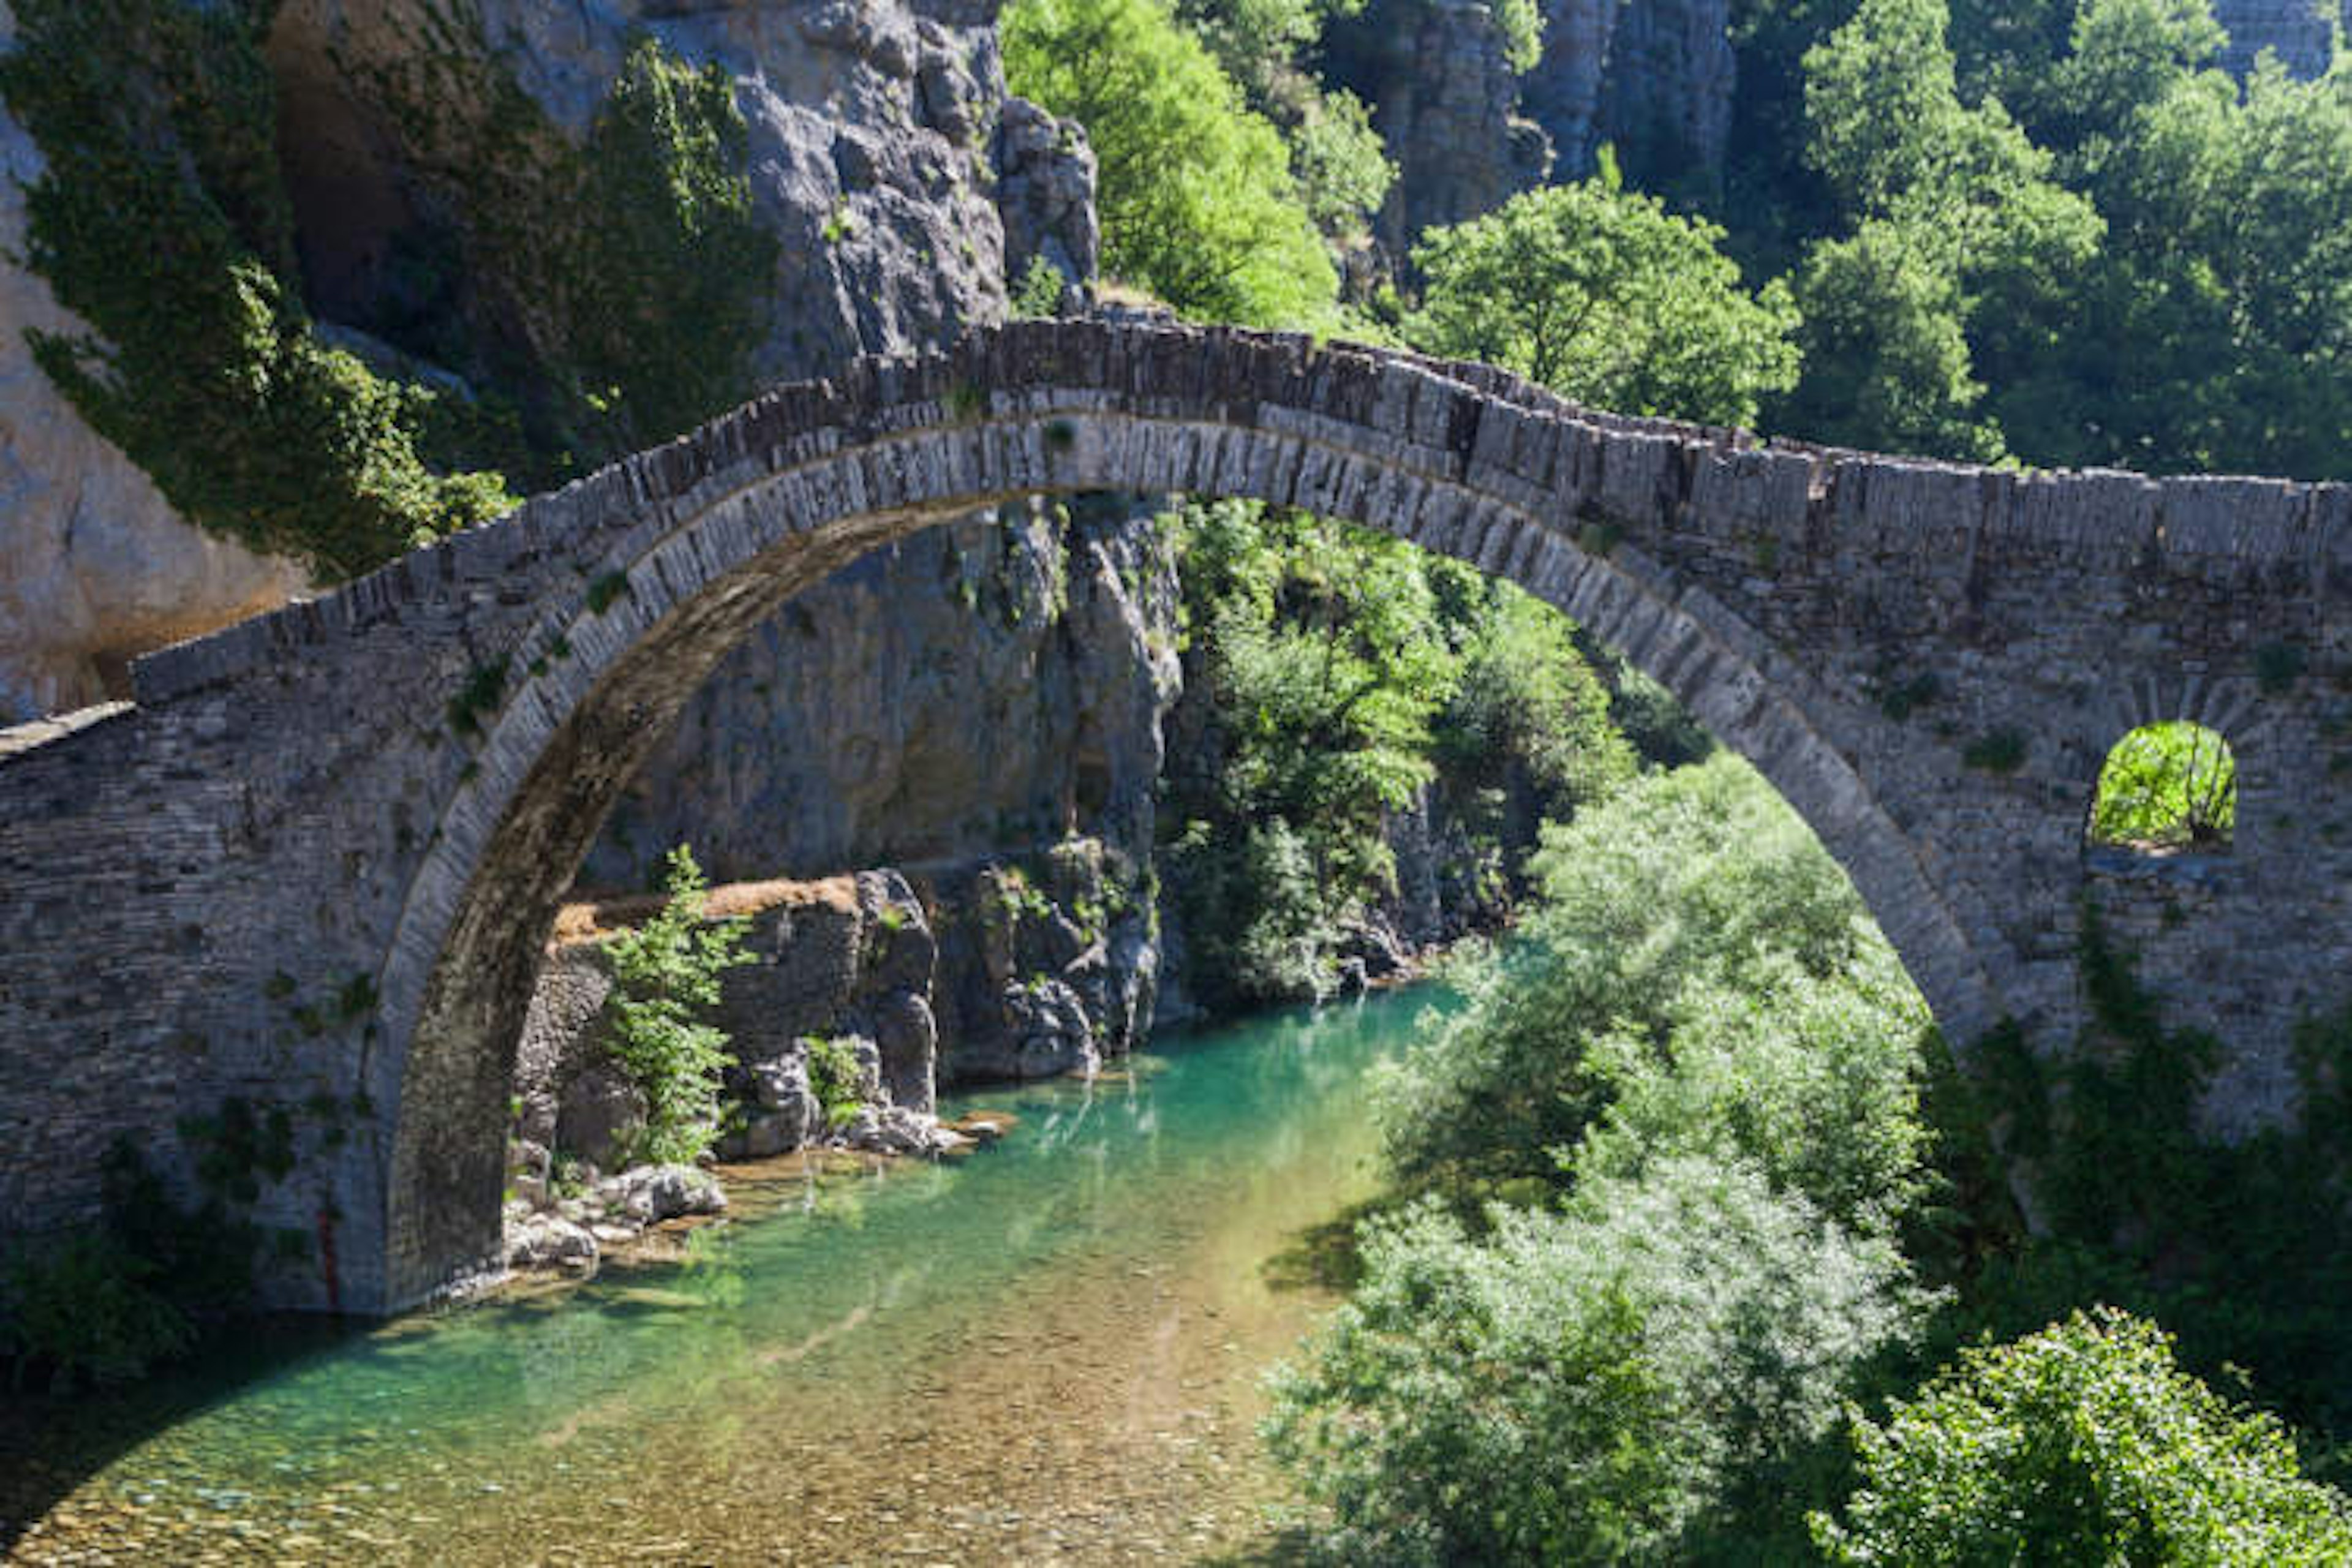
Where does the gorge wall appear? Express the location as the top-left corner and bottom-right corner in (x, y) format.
(0, 0), (1099, 723)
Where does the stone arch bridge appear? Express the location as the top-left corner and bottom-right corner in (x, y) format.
(2, 322), (2348, 1314)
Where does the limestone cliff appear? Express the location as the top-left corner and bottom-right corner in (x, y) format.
(0, 1), (311, 722)
(0, 0), (1098, 719)
(1520, 0), (1735, 194)
(1327, 0), (1553, 259)
(577, 496), (1180, 895)
(1329, 0), (1735, 262)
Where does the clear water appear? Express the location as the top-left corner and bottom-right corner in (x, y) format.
(4, 984), (1444, 1564)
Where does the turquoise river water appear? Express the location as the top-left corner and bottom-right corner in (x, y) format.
(2, 984), (1446, 1565)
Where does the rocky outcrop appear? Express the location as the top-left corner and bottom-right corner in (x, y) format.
(917, 837), (1159, 1082)
(0, 0), (1101, 719)
(263, 0), (1099, 383)
(1524, 0), (1734, 189)
(517, 845), (1152, 1186)
(0, 6), (311, 722)
(1330, 0), (1553, 258)
(516, 872), (945, 1166)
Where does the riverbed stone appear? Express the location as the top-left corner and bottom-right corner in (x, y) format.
(507, 1214), (598, 1270)
(619, 1165), (728, 1225)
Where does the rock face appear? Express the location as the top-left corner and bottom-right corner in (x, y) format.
(918, 838), (1159, 1082)
(0, 0), (1099, 719)
(578, 494), (1180, 891)
(1331, 0), (1553, 259)
(516, 872), (944, 1164)
(263, 0), (1099, 383)
(1525, 0), (1735, 189)
(516, 851), (1148, 1175)
(0, 10), (311, 722)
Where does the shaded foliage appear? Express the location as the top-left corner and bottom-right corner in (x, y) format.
(1817, 1308), (2352, 1564)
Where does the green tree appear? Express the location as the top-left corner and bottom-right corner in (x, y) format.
(1781, 0), (2102, 459)
(1407, 162), (1802, 427)
(1266, 1156), (1921, 1565)
(2018, 25), (2352, 478)
(1163, 503), (1458, 1004)
(1379, 754), (1918, 1202)
(1434, 578), (1637, 821)
(603, 846), (754, 1165)
(1004, 0), (1339, 325)
(1817, 1308), (2352, 1564)
(2090, 721), (2236, 848)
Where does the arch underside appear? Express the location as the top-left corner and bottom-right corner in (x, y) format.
(372, 398), (2003, 1313)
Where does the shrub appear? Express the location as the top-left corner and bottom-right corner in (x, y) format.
(0, 1234), (193, 1393)
(603, 846), (753, 1164)
(804, 1036), (867, 1130)
(1816, 1308), (2352, 1564)
(1010, 254), (1069, 319)
(1378, 753), (1902, 1198)
(1265, 1156), (1922, 1565)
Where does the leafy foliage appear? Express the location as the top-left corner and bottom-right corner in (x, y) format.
(1011, 254), (1071, 320)
(1408, 164), (1803, 427)
(1265, 1157), (1921, 1564)
(1162, 502), (1631, 1010)
(566, 40), (780, 456)
(1378, 753), (1924, 1208)
(1733, 0), (2352, 479)
(1005, 0), (1340, 325)
(2090, 720), (2236, 848)
(603, 847), (754, 1165)
(804, 1036), (869, 1131)
(1816, 1308), (2352, 1564)
(0, 0), (514, 579)
(1780, 0), (2102, 461)
(1950, 919), (2352, 1449)
(0, 1234), (193, 1393)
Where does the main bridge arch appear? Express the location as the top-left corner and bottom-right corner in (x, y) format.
(2, 321), (2345, 1314)
(376, 325), (1997, 1308)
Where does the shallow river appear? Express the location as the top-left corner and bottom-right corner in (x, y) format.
(3, 985), (1442, 1565)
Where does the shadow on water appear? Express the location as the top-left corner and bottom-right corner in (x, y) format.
(0, 1312), (369, 1548)
(1259, 1194), (1393, 1295)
